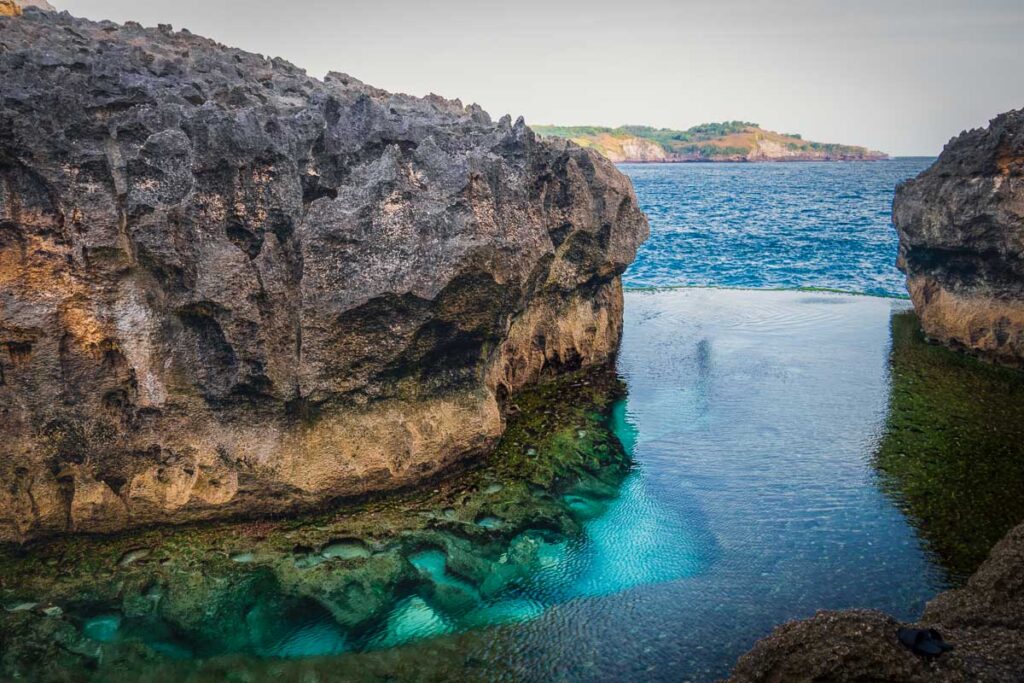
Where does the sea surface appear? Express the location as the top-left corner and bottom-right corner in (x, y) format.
(621, 158), (935, 296)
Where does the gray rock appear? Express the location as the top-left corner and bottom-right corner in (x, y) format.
(0, 10), (648, 542)
(893, 109), (1024, 366)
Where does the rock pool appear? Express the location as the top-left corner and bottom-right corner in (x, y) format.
(5, 288), (1024, 682)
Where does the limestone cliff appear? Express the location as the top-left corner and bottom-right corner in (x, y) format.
(894, 109), (1024, 366)
(0, 10), (649, 542)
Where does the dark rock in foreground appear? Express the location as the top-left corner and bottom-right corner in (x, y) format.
(728, 521), (1024, 682)
(893, 109), (1024, 366)
(0, 10), (648, 542)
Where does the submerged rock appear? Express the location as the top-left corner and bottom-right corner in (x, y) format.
(118, 548), (152, 567)
(893, 109), (1024, 366)
(0, 10), (648, 542)
(874, 311), (1024, 580)
(0, 367), (631, 680)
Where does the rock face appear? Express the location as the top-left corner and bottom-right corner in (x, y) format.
(894, 109), (1024, 366)
(728, 521), (1024, 682)
(0, 11), (648, 542)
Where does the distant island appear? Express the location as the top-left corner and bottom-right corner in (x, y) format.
(533, 121), (888, 163)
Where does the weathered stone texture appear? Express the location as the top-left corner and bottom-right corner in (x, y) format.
(0, 11), (648, 541)
(894, 109), (1024, 366)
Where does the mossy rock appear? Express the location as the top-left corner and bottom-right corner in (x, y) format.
(875, 312), (1024, 581)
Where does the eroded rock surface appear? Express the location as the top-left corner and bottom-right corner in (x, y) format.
(728, 521), (1024, 682)
(894, 109), (1024, 366)
(0, 10), (648, 542)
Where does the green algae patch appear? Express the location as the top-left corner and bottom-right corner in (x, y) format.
(0, 367), (630, 680)
(874, 311), (1024, 582)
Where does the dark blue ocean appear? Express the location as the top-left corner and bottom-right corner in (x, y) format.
(620, 159), (935, 296)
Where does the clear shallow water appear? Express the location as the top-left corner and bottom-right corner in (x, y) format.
(443, 290), (946, 681)
(620, 159), (934, 296)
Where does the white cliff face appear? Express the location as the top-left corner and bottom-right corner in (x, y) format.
(619, 138), (667, 162)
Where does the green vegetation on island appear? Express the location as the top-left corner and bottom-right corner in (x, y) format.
(533, 122), (888, 163)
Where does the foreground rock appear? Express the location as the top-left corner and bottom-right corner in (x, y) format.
(729, 518), (1024, 681)
(894, 109), (1024, 366)
(0, 10), (648, 542)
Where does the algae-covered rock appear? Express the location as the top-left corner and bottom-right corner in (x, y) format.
(874, 312), (1024, 580)
(0, 9), (648, 542)
(730, 310), (1024, 682)
(0, 367), (632, 679)
(894, 108), (1024, 366)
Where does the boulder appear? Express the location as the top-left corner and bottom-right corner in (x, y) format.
(893, 109), (1024, 366)
(0, 10), (648, 541)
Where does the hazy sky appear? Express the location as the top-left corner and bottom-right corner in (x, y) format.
(56, 0), (1023, 156)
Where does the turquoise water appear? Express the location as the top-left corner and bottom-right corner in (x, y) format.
(621, 159), (934, 296)
(433, 289), (945, 682)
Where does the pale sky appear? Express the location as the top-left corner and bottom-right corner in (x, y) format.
(55, 0), (1024, 156)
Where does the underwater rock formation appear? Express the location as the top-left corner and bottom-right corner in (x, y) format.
(894, 109), (1024, 366)
(730, 310), (1024, 681)
(728, 522), (1024, 681)
(0, 10), (648, 542)
(0, 369), (631, 679)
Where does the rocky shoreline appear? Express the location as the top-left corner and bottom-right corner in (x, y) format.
(533, 124), (888, 164)
(727, 322), (1024, 682)
(728, 521), (1024, 682)
(0, 366), (633, 680)
(0, 8), (647, 543)
(1, 4), (1023, 683)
